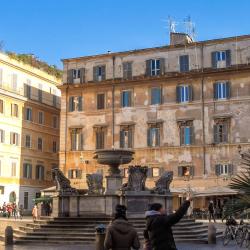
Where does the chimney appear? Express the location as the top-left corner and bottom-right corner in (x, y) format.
(170, 32), (194, 46)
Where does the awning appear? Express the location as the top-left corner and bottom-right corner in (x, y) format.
(33, 196), (53, 203)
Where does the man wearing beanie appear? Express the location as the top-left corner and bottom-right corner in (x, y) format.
(145, 196), (191, 250)
(104, 204), (140, 250)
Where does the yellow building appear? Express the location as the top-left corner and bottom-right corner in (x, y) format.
(0, 52), (61, 212)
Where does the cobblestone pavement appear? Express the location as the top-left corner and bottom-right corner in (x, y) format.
(0, 241), (248, 250)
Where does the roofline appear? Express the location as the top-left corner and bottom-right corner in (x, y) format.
(61, 34), (250, 63)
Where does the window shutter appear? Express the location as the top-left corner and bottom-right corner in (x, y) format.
(78, 96), (83, 111)
(176, 86), (181, 103)
(179, 56), (184, 72)
(215, 164), (221, 176)
(101, 66), (106, 81)
(67, 69), (73, 84)
(69, 97), (74, 112)
(211, 52), (217, 68)
(188, 85), (193, 101)
(223, 123), (228, 143)
(128, 129), (133, 148)
(93, 66), (97, 81)
(120, 130), (124, 148)
(146, 60), (151, 76)
(68, 170), (72, 179)
(180, 126), (184, 145)
(178, 166), (183, 177)
(225, 50), (231, 67)
(23, 163), (26, 178)
(213, 83), (218, 100)
(190, 126), (194, 145)
(185, 55), (189, 71)
(156, 129), (160, 146)
(29, 164), (32, 179)
(180, 55), (189, 72)
(159, 58), (165, 75)
(147, 168), (153, 178)
(79, 68), (85, 84)
(190, 166), (194, 177)
(147, 128), (151, 146)
(127, 62), (132, 79)
(128, 91), (132, 107)
(213, 125), (218, 144)
(79, 133), (84, 150)
(228, 164), (233, 175)
(1, 130), (4, 143)
(226, 81), (231, 99)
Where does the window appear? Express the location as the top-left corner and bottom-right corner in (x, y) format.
(146, 58), (164, 76)
(0, 68), (3, 87)
(123, 62), (132, 80)
(25, 135), (31, 148)
(11, 103), (18, 117)
(151, 59), (160, 76)
(93, 65), (106, 82)
(97, 93), (105, 110)
(121, 90), (132, 108)
(52, 141), (57, 153)
(0, 130), (5, 143)
(11, 74), (17, 91)
(178, 166), (194, 180)
(120, 126), (133, 148)
(36, 165), (44, 180)
(215, 164), (233, 176)
(38, 111), (44, 124)
(179, 121), (194, 146)
(37, 137), (43, 151)
(176, 85), (192, 103)
(71, 128), (83, 151)
(24, 84), (31, 99)
(10, 132), (19, 146)
(25, 107), (32, 121)
(68, 169), (82, 179)
(147, 124), (160, 147)
(24, 192), (28, 209)
(179, 55), (189, 72)
(38, 84), (43, 102)
(69, 96), (82, 112)
(52, 116), (58, 128)
(0, 99), (3, 113)
(214, 82), (230, 100)
(53, 95), (57, 107)
(0, 186), (4, 195)
(151, 87), (162, 105)
(23, 163), (32, 179)
(214, 119), (229, 144)
(95, 128), (105, 149)
(212, 50), (231, 68)
(11, 162), (16, 177)
(152, 167), (160, 177)
(73, 69), (81, 79)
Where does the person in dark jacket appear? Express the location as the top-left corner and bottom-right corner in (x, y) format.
(104, 204), (140, 250)
(208, 200), (216, 223)
(145, 197), (191, 250)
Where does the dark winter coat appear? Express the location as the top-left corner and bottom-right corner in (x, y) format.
(208, 203), (214, 214)
(104, 218), (140, 250)
(146, 200), (190, 250)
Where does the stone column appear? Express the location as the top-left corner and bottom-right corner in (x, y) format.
(69, 196), (78, 217)
(51, 196), (60, 218)
(105, 176), (122, 195)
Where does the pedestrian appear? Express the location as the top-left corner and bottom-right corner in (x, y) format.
(143, 229), (152, 250)
(208, 200), (216, 223)
(12, 203), (17, 219)
(19, 204), (24, 220)
(104, 204), (140, 250)
(6, 204), (12, 218)
(32, 204), (38, 222)
(145, 196), (191, 250)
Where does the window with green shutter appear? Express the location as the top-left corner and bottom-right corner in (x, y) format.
(71, 128), (84, 151)
(120, 126), (133, 148)
(97, 93), (105, 110)
(147, 124), (161, 147)
(151, 87), (162, 105)
(213, 119), (229, 144)
(123, 62), (133, 80)
(179, 120), (194, 146)
(179, 55), (189, 72)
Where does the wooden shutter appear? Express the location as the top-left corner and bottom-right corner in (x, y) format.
(101, 66), (106, 81)
(176, 86), (181, 103)
(29, 164), (32, 179)
(68, 170), (72, 179)
(188, 85), (193, 101)
(79, 133), (84, 150)
(128, 129), (133, 148)
(128, 91), (132, 107)
(123, 62), (132, 79)
(23, 163), (27, 178)
(228, 164), (233, 175)
(179, 55), (189, 72)
(226, 81), (231, 99)
(226, 50), (231, 67)
(79, 68), (85, 84)
(146, 60), (151, 76)
(215, 164), (221, 176)
(160, 58), (165, 75)
(69, 97), (74, 112)
(93, 66), (97, 82)
(156, 128), (160, 146)
(213, 125), (219, 144)
(190, 166), (194, 177)
(211, 52), (217, 68)
(67, 69), (73, 84)
(180, 126), (184, 145)
(147, 128), (151, 146)
(179, 56), (184, 72)
(147, 168), (153, 178)
(222, 123), (228, 143)
(213, 83), (218, 100)
(178, 166), (183, 177)
(190, 126), (194, 145)
(120, 130), (124, 148)
(78, 96), (83, 111)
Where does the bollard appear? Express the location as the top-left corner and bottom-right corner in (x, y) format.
(95, 224), (106, 250)
(5, 226), (13, 245)
(208, 223), (216, 244)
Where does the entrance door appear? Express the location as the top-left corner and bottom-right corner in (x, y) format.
(9, 191), (16, 203)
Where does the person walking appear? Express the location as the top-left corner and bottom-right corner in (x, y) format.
(208, 200), (216, 223)
(18, 204), (24, 220)
(104, 204), (140, 250)
(32, 204), (38, 222)
(145, 197), (191, 250)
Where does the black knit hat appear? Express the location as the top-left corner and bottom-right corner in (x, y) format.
(148, 203), (163, 211)
(114, 204), (127, 220)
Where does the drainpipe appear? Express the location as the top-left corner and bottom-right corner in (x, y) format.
(112, 56), (115, 148)
(201, 43), (206, 175)
(64, 86), (68, 172)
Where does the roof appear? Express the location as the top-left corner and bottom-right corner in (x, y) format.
(62, 34), (250, 63)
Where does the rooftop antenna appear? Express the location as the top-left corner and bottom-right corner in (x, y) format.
(183, 15), (196, 41)
(167, 16), (178, 34)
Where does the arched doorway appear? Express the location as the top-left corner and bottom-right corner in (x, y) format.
(9, 191), (16, 203)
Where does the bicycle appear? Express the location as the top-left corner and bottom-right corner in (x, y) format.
(223, 217), (242, 246)
(239, 221), (249, 248)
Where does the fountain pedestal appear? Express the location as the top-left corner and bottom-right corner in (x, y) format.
(106, 176), (123, 195)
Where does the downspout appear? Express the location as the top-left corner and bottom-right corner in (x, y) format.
(112, 56), (115, 148)
(201, 43), (206, 175)
(64, 85), (68, 173)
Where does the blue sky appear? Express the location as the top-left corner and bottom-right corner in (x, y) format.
(0, 0), (249, 68)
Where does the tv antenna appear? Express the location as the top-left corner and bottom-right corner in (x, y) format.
(183, 15), (196, 40)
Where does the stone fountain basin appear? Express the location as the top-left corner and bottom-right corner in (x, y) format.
(94, 149), (134, 166)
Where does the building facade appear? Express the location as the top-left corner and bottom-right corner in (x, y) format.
(0, 52), (61, 211)
(60, 33), (250, 210)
